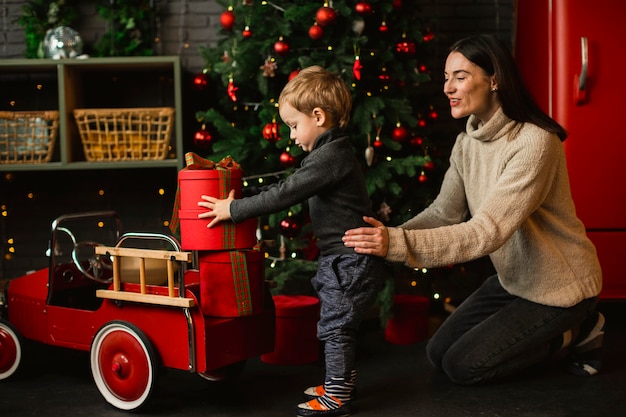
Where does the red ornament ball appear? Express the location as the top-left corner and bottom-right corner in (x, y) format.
(392, 125), (409, 142)
(262, 122), (280, 142)
(279, 151), (296, 167)
(308, 24), (324, 40)
(280, 215), (302, 239)
(373, 139), (384, 149)
(423, 160), (435, 170)
(192, 73), (209, 90)
(274, 38), (290, 56)
(379, 22), (389, 33)
(242, 26), (252, 38)
(395, 39), (416, 56)
(316, 6), (337, 26)
(288, 69), (301, 81)
(418, 172), (428, 183)
(220, 10), (235, 30)
(423, 30), (435, 42)
(193, 129), (212, 149)
(410, 136), (424, 147)
(355, 2), (372, 15)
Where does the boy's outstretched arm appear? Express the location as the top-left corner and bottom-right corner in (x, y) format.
(197, 189), (236, 228)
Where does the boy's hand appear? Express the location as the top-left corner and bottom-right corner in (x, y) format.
(197, 189), (236, 228)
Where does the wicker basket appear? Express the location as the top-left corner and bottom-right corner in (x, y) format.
(73, 107), (174, 162)
(0, 111), (58, 164)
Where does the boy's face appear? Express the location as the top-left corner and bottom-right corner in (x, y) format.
(279, 102), (328, 152)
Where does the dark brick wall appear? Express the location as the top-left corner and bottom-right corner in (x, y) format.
(1, 1), (515, 72)
(0, 0), (514, 279)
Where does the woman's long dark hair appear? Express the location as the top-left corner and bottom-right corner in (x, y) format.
(450, 34), (567, 141)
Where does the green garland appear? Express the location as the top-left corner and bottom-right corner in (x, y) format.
(93, 0), (156, 57)
(17, 0), (156, 58)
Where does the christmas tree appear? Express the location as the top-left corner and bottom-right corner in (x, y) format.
(193, 0), (448, 317)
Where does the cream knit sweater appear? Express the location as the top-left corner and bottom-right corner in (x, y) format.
(386, 108), (602, 307)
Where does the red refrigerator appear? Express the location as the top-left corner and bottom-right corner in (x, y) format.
(515, 0), (626, 299)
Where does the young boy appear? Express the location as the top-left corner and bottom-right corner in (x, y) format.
(197, 65), (384, 417)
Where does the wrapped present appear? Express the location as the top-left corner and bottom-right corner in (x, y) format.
(260, 295), (320, 365)
(178, 159), (243, 210)
(178, 210), (257, 250)
(384, 294), (430, 345)
(199, 249), (265, 317)
(171, 153), (257, 250)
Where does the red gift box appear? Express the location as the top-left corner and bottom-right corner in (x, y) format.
(174, 154), (258, 250)
(178, 209), (257, 250)
(199, 249), (265, 317)
(261, 295), (320, 365)
(385, 294), (430, 345)
(178, 168), (243, 211)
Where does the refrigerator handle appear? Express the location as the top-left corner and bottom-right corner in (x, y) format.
(575, 37), (588, 105)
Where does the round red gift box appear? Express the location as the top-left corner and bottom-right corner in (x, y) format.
(385, 294), (430, 345)
(178, 168), (243, 211)
(261, 295), (320, 365)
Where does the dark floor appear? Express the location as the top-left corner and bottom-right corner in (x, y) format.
(2, 301), (625, 417)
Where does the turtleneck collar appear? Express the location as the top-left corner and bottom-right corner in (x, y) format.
(465, 107), (518, 143)
(312, 126), (344, 151)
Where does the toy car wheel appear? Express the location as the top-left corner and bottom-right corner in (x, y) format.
(0, 319), (23, 380)
(198, 360), (247, 382)
(90, 321), (157, 411)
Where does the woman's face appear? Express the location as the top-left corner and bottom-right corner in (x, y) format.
(444, 51), (499, 123)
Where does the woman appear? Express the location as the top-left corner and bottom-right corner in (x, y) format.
(342, 34), (604, 384)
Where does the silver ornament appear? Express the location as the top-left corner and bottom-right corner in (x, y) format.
(365, 145), (374, 166)
(43, 26), (83, 59)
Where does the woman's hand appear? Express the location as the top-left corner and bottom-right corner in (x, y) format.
(343, 216), (389, 257)
(197, 189), (235, 228)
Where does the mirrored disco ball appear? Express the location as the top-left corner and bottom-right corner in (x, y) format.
(43, 26), (83, 59)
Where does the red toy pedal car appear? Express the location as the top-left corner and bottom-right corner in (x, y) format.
(0, 210), (275, 411)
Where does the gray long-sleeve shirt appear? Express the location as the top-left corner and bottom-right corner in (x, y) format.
(230, 128), (375, 255)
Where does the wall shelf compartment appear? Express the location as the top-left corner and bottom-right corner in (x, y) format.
(0, 56), (184, 171)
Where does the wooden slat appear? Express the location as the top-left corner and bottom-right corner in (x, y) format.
(96, 289), (195, 308)
(167, 260), (175, 297)
(113, 256), (121, 292)
(95, 246), (192, 262)
(139, 257), (147, 294)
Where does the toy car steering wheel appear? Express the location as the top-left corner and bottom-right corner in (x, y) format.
(71, 241), (113, 284)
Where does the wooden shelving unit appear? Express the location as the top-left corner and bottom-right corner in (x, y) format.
(0, 56), (184, 171)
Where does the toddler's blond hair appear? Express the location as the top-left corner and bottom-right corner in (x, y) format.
(278, 65), (352, 129)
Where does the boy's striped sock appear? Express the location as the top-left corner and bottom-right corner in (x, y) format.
(297, 375), (353, 417)
(303, 370), (356, 402)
